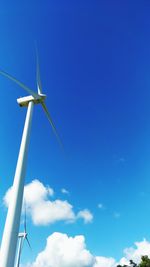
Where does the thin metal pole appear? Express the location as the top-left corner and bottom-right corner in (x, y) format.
(0, 101), (34, 267)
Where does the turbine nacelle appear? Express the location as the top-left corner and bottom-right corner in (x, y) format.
(18, 232), (27, 238)
(17, 94), (46, 107)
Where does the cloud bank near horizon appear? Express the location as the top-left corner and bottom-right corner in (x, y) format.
(22, 233), (150, 267)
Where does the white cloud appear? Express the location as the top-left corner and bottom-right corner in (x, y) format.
(29, 199), (75, 225)
(21, 233), (150, 267)
(61, 188), (69, 195)
(26, 232), (94, 267)
(3, 187), (12, 207)
(4, 180), (54, 208)
(97, 203), (105, 210)
(120, 239), (150, 264)
(77, 209), (93, 224)
(93, 256), (116, 267)
(3, 180), (93, 226)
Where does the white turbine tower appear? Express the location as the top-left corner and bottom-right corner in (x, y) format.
(15, 232), (31, 267)
(0, 51), (62, 267)
(15, 205), (31, 267)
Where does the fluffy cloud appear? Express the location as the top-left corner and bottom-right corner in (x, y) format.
(21, 233), (150, 267)
(120, 239), (150, 264)
(61, 188), (69, 195)
(77, 209), (93, 224)
(93, 256), (116, 267)
(3, 180), (93, 226)
(97, 203), (104, 209)
(27, 232), (94, 267)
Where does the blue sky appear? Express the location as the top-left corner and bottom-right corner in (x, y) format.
(1, 0), (150, 266)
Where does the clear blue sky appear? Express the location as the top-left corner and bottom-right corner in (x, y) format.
(0, 0), (150, 265)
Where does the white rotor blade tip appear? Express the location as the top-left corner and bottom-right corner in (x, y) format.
(35, 45), (42, 95)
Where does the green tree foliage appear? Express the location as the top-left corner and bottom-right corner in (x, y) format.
(116, 256), (150, 267)
(139, 256), (150, 267)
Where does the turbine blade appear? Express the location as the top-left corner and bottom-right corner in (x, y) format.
(0, 69), (39, 98)
(26, 236), (32, 250)
(41, 102), (63, 149)
(35, 44), (42, 94)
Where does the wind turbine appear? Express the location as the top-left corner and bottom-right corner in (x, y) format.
(15, 205), (31, 267)
(0, 51), (62, 267)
